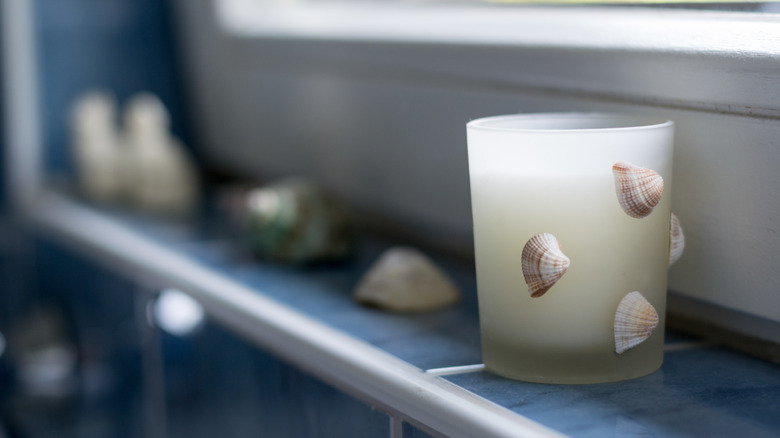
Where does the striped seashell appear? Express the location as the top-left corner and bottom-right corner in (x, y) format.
(614, 291), (659, 354)
(612, 162), (664, 219)
(521, 233), (570, 298)
(669, 212), (685, 267)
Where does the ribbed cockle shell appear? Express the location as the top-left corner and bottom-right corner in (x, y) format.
(669, 212), (685, 267)
(614, 291), (659, 354)
(612, 162), (664, 219)
(521, 233), (570, 298)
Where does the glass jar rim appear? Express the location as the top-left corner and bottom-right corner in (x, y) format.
(467, 112), (673, 133)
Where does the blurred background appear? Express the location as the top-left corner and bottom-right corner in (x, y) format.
(2, 1), (779, 437)
(1, 2), (382, 437)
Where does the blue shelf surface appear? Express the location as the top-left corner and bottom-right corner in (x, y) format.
(101, 204), (484, 371)
(447, 347), (780, 437)
(69, 202), (780, 437)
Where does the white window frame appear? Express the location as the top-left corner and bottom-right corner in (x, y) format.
(216, 0), (780, 116)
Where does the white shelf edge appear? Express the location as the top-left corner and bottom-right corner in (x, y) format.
(26, 191), (564, 438)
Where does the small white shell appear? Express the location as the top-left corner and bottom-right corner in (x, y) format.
(353, 247), (460, 312)
(614, 291), (659, 354)
(521, 233), (570, 298)
(669, 212), (685, 267)
(612, 162), (664, 219)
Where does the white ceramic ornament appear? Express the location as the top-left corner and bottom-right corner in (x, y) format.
(123, 93), (199, 215)
(70, 91), (124, 202)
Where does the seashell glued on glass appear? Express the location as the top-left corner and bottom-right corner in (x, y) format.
(353, 247), (461, 312)
(612, 162), (664, 219)
(614, 291), (659, 354)
(521, 233), (570, 298)
(669, 212), (685, 267)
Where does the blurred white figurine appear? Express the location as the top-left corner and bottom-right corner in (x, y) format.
(70, 92), (124, 202)
(123, 93), (199, 215)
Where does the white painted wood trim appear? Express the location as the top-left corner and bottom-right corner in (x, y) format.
(218, 0), (780, 56)
(212, 1), (780, 117)
(28, 192), (564, 438)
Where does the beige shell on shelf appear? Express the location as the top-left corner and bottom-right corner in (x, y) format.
(669, 212), (685, 267)
(612, 162), (664, 219)
(521, 233), (570, 298)
(614, 291), (659, 354)
(353, 247), (461, 312)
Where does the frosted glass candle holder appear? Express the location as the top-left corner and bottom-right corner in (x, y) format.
(466, 113), (674, 384)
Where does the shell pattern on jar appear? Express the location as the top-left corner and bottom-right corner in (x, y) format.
(521, 232), (570, 298)
(612, 162), (664, 219)
(614, 291), (659, 354)
(669, 212), (685, 267)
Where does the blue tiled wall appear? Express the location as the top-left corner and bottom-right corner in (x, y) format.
(1, 36), (5, 211)
(1, 0), (188, 333)
(163, 321), (390, 438)
(35, 0), (193, 176)
(9, 239), (390, 438)
(0, 240), (146, 438)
